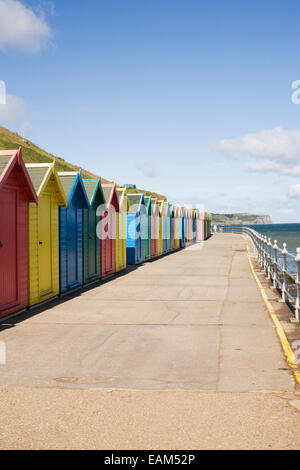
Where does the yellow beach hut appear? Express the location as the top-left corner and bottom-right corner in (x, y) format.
(116, 187), (128, 272)
(26, 163), (67, 306)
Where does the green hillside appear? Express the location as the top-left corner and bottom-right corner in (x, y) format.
(0, 126), (166, 200)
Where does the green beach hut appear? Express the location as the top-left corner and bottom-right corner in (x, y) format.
(82, 178), (105, 285)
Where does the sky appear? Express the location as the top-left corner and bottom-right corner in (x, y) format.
(1, 0), (300, 222)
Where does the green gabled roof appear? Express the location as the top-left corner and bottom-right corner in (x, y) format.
(144, 196), (152, 211)
(83, 179), (98, 202)
(83, 178), (105, 205)
(128, 194), (143, 213)
(58, 172), (77, 198)
(25, 165), (50, 192)
(0, 155), (11, 178)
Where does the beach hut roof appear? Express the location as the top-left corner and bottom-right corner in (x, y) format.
(83, 178), (105, 205)
(163, 201), (171, 216)
(127, 193), (145, 214)
(159, 200), (165, 216)
(0, 149), (37, 203)
(144, 195), (152, 214)
(26, 164), (66, 206)
(151, 197), (160, 216)
(173, 205), (179, 217)
(57, 171), (89, 207)
(117, 187), (129, 211)
(169, 203), (175, 217)
(101, 183), (120, 212)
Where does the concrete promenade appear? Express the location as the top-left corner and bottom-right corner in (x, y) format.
(0, 233), (299, 449)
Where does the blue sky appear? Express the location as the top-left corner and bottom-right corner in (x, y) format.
(1, 0), (300, 222)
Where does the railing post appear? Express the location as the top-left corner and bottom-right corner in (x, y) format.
(258, 234), (262, 266)
(263, 236), (268, 275)
(250, 232), (259, 255)
(282, 243), (288, 303)
(295, 247), (300, 322)
(273, 240), (278, 288)
(267, 237), (272, 279)
(259, 234), (263, 267)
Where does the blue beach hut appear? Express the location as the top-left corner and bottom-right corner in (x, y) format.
(126, 193), (145, 265)
(58, 171), (90, 294)
(161, 201), (171, 253)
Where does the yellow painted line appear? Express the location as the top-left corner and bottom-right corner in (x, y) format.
(247, 245), (300, 386)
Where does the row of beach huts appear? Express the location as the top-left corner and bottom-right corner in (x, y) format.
(0, 148), (211, 318)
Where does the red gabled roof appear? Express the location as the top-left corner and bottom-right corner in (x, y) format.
(101, 183), (120, 212)
(152, 197), (161, 216)
(0, 148), (38, 203)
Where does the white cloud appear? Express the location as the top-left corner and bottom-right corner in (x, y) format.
(136, 161), (158, 178)
(214, 127), (300, 176)
(288, 184), (300, 198)
(0, 0), (52, 53)
(0, 93), (25, 121)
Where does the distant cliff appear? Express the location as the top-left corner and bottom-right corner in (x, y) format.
(211, 213), (273, 226)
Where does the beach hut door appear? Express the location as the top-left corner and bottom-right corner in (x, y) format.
(67, 206), (78, 285)
(38, 194), (52, 295)
(88, 208), (97, 276)
(137, 218), (142, 261)
(0, 188), (17, 310)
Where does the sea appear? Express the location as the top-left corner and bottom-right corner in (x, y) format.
(247, 223), (300, 256)
(226, 223), (300, 277)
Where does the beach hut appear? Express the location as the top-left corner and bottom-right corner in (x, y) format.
(182, 207), (186, 248)
(150, 198), (160, 258)
(178, 206), (185, 249)
(0, 149), (37, 317)
(174, 206), (180, 250)
(116, 187), (128, 272)
(25, 163), (67, 306)
(126, 193), (145, 265)
(187, 209), (193, 243)
(170, 204), (176, 251)
(58, 172), (89, 294)
(100, 184), (120, 278)
(205, 213), (212, 240)
(190, 209), (194, 242)
(208, 213), (212, 237)
(192, 209), (198, 242)
(158, 200), (164, 256)
(143, 196), (152, 260)
(197, 212), (205, 241)
(82, 179), (105, 285)
(160, 201), (170, 254)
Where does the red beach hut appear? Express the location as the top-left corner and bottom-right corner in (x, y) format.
(100, 183), (120, 278)
(0, 148), (38, 318)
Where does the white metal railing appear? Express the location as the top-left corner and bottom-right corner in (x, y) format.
(223, 226), (300, 322)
